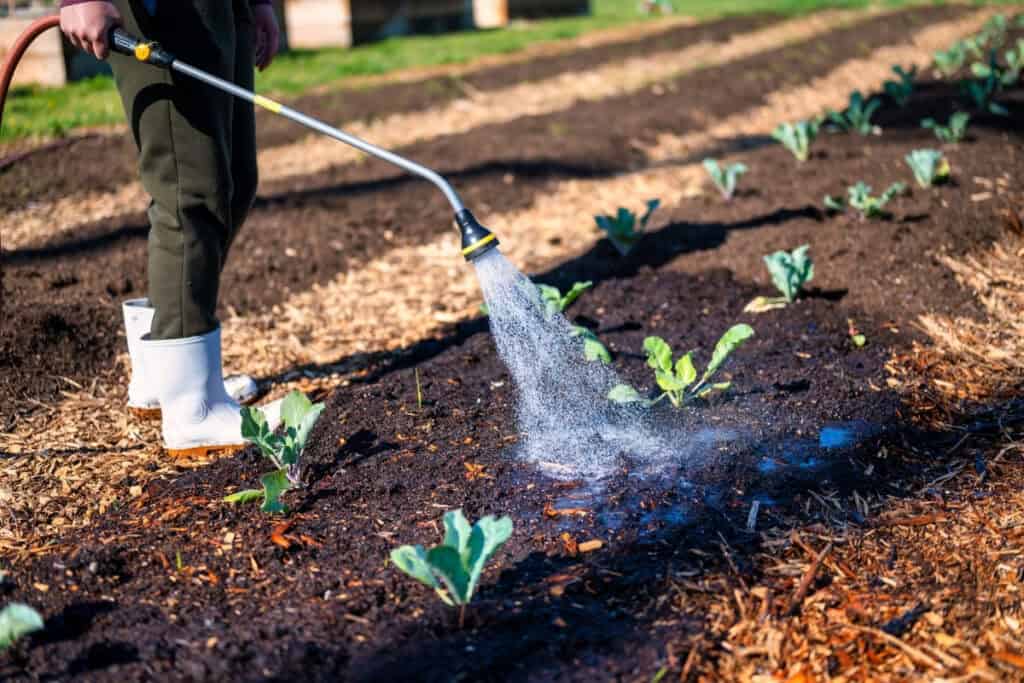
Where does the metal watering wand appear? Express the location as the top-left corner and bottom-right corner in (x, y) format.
(0, 18), (499, 262)
(108, 30), (501, 261)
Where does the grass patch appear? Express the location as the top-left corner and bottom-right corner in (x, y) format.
(0, 0), (1013, 140)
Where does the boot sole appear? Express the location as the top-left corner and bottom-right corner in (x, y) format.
(166, 443), (247, 460)
(130, 394), (259, 422)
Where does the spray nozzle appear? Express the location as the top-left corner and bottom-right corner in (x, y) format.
(455, 209), (499, 261)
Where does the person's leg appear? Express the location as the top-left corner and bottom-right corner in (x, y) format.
(108, 0), (237, 340)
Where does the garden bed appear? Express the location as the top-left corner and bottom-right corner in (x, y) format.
(0, 5), (972, 420)
(2, 7), (1024, 680)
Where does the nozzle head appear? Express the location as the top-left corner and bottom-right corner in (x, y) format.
(455, 209), (499, 261)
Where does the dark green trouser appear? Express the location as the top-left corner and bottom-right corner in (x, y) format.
(109, 0), (258, 340)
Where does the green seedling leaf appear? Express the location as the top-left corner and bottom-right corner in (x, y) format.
(883, 65), (916, 107)
(0, 603), (44, 650)
(224, 489), (263, 505)
(280, 391), (314, 430)
(771, 120), (818, 162)
(260, 469), (290, 514)
(571, 326), (611, 364)
(763, 245), (814, 303)
(607, 384), (647, 404)
(695, 324), (755, 393)
(560, 281), (593, 311)
(922, 112), (970, 143)
(537, 281), (592, 317)
(594, 200), (660, 255)
(643, 337), (674, 374)
(697, 381), (732, 399)
(905, 149), (950, 188)
(702, 158), (748, 200)
(391, 545), (441, 584)
(464, 515), (514, 599)
(442, 509), (473, 556)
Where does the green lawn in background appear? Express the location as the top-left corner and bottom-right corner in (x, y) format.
(0, 0), (1017, 140)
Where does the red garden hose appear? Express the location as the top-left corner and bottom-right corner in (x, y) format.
(0, 14), (61, 136)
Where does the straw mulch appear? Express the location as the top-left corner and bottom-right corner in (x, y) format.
(889, 201), (1024, 427)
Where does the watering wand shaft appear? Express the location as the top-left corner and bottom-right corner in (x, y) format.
(107, 28), (499, 261)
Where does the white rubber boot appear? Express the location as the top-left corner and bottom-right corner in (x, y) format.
(123, 298), (259, 418)
(143, 326), (248, 458)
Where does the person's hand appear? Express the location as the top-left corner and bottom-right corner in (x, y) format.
(253, 4), (280, 71)
(59, 1), (121, 60)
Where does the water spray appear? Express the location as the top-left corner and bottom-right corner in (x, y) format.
(0, 21), (500, 262)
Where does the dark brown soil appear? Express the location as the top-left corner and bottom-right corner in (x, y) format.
(0, 14), (778, 212)
(0, 6), (980, 421)
(4, 17), (1024, 674)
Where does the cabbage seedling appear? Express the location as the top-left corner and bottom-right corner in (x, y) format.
(825, 91), (881, 135)
(608, 324), (755, 408)
(391, 509), (513, 626)
(963, 75), (1008, 116)
(702, 159), (748, 200)
(971, 49), (1019, 88)
(570, 325), (612, 364)
(0, 603), (43, 650)
(763, 245), (814, 304)
(772, 120), (819, 162)
(934, 43), (967, 76)
(537, 281), (591, 317)
(905, 149), (950, 188)
(883, 65), (916, 107)
(229, 391), (325, 514)
(921, 112), (970, 143)
(594, 199), (660, 255)
(847, 181), (906, 220)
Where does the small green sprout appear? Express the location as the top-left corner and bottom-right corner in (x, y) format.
(594, 199), (660, 255)
(0, 603), (43, 650)
(905, 149), (950, 188)
(826, 182), (906, 220)
(391, 509), (513, 625)
(883, 65), (916, 108)
(971, 49), (1019, 88)
(570, 326), (612, 364)
(771, 120), (819, 162)
(702, 158), (748, 200)
(230, 391), (325, 514)
(934, 42), (967, 76)
(608, 324), (754, 408)
(825, 91), (881, 135)
(764, 245), (814, 304)
(963, 74), (1008, 116)
(921, 112), (970, 143)
(537, 281), (591, 317)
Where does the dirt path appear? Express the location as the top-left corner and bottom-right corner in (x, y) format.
(0, 8), (891, 252)
(0, 8), (1006, 557)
